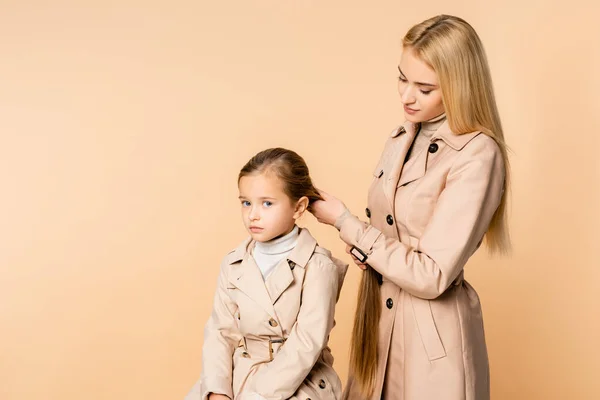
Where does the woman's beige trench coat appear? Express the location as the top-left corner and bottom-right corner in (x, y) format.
(339, 121), (504, 400)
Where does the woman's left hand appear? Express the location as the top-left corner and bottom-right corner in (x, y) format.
(310, 189), (348, 226)
(345, 244), (368, 270)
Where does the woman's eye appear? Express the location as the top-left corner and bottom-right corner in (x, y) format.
(398, 76), (407, 82)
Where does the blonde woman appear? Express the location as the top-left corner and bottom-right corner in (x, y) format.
(311, 15), (510, 400)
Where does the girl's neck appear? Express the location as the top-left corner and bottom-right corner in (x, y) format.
(255, 225), (299, 255)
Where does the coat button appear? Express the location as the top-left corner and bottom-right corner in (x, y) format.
(319, 379), (326, 389)
(288, 260), (296, 270)
(242, 352), (250, 358)
(386, 298), (393, 309)
(269, 318), (278, 327)
(386, 215), (394, 225)
(428, 143), (439, 153)
(365, 208), (371, 218)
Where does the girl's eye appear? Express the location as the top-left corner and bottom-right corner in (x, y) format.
(420, 90), (432, 95)
(241, 200), (251, 207)
(263, 201), (273, 207)
(398, 76), (407, 82)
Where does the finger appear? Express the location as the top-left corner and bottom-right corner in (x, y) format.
(318, 189), (331, 200)
(352, 259), (367, 269)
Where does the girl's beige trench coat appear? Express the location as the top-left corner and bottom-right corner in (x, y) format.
(185, 228), (348, 400)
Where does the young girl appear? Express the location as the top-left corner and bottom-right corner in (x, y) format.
(185, 148), (348, 400)
(312, 15), (510, 400)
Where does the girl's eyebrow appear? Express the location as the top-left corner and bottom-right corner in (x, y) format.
(237, 196), (277, 200)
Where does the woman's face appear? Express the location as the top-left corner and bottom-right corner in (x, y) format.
(397, 47), (445, 123)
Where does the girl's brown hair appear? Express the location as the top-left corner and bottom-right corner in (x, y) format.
(350, 15), (511, 398)
(238, 148), (323, 209)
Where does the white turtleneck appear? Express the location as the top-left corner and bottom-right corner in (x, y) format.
(405, 113), (447, 162)
(252, 225), (299, 280)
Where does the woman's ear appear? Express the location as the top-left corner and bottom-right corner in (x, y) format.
(293, 196), (309, 220)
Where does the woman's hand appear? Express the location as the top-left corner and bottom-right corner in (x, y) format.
(310, 190), (348, 226)
(345, 244), (368, 270)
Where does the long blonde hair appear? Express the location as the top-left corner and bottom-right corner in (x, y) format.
(349, 14), (511, 397)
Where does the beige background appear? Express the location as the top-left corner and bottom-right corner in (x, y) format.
(1, 1), (599, 399)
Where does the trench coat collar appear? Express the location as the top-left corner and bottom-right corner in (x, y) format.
(431, 120), (481, 151)
(383, 121), (419, 207)
(226, 227), (317, 318)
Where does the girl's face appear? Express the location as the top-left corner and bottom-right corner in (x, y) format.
(397, 47), (445, 123)
(238, 171), (307, 243)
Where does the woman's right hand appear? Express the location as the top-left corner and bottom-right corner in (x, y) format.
(345, 244), (368, 270)
(208, 394), (230, 400)
(310, 189), (348, 226)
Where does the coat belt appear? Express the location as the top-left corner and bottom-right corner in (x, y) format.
(239, 336), (287, 361)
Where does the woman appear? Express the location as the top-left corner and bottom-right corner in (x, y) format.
(311, 15), (510, 400)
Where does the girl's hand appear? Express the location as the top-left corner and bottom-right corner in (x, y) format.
(208, 394), (230, 400)
(237, 393), (267, 400)
(310, 189), (348, 226)
(345, 244), (368, 270)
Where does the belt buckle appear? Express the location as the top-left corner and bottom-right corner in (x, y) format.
(268, 338), (286, 361)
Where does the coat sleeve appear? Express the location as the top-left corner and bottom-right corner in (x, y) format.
(249, 261), (341, 400)
(337, 136), (505, 300)
(199, 257), (242, 400)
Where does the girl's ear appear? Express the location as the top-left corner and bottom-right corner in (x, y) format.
(293, 196), (309, 220)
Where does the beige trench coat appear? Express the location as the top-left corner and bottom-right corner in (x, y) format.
(338, 121), (505, 400)
(185, 228), (348, 400)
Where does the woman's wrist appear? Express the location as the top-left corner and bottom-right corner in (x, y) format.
(334, 208), (352, 231)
